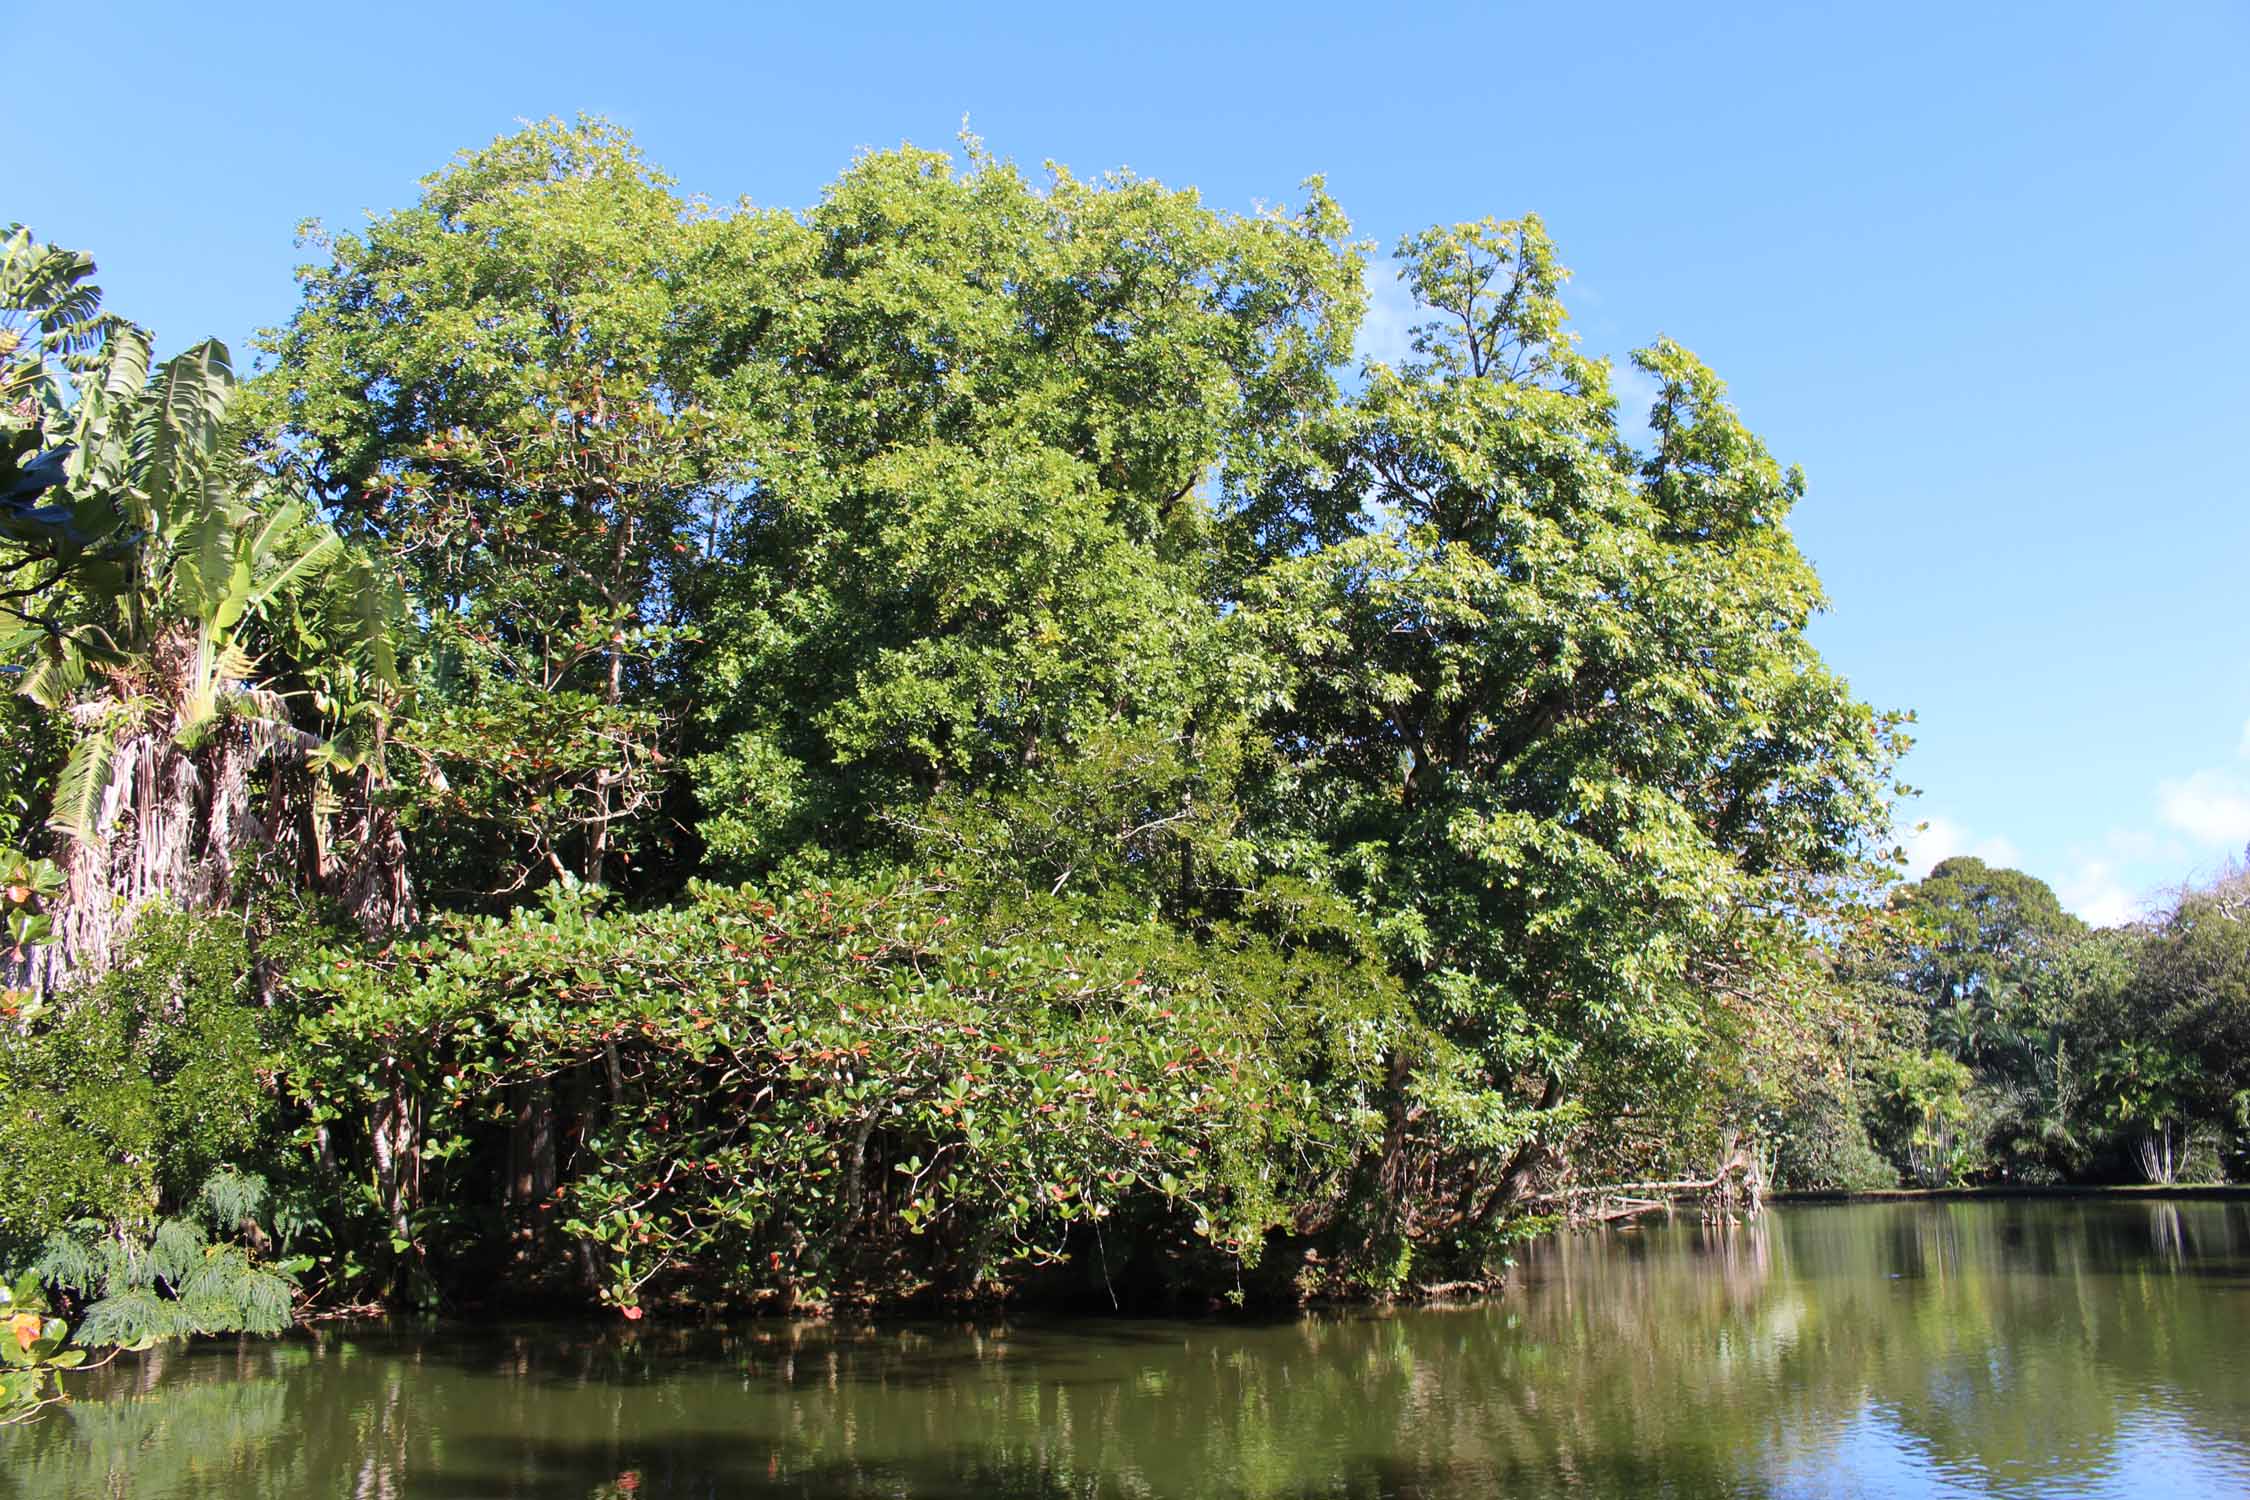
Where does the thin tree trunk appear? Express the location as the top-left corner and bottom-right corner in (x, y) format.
(585, 514), (635, 888)
(370, 1059), (419, 1254)
(510, 1080), (560, 1208)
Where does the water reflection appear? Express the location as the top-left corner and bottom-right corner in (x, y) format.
(4, 1201), (2246, 1498)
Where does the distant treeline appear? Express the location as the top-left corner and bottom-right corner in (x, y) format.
(1782, 855), (2250, 1195)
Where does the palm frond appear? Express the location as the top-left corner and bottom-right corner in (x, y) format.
(48, 721), (121, 843)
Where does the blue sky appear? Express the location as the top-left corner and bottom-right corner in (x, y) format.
(8, 2), (2246, 923)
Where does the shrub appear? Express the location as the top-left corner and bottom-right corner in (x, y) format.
(285, 878), (1393, 1313)
(1771, 1076), (1896, 1192)
(0, 911), (278, 1260)
(34, 1170), (299, 1345)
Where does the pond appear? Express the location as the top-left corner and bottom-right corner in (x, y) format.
(6, 1198), (2247, 1498)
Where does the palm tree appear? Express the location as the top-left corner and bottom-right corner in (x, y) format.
(3, 228), (408, 986)
(2094, 1040), (2194, 1184)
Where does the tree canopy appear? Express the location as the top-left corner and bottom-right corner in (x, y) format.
(26, 119), (2231, 1331)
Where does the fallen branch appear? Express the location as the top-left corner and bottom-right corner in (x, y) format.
(1530, 1149), (1761, 1219)
(1414, 1278), (1498, 1299)
(1580, 1196), (1670, 1224)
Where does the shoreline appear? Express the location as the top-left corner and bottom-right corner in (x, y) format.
(1770, 1183), (2250, 1204)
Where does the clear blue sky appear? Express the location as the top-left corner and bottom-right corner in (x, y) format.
(9, 2), (2246, 923)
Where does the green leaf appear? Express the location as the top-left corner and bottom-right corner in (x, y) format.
(47, 722), (120, 844)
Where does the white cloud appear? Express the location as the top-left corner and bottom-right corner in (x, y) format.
(2152, 719), (2250, 850)
(1898, 814), (2021, 882)
(1355, 262), (1420, 370)
(2157, 767), (2250, 849)
(2100, 826), (2179, 864)
(2056, 856), (2143, 928)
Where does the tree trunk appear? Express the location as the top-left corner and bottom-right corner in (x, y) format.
(370, 1059), (419, 1252)
(510, 1080), (559, 1208)
(585, 513), (635, 888)
(45, 681), (411, 990)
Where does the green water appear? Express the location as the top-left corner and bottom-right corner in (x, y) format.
(6, 1199), (2248, 1498)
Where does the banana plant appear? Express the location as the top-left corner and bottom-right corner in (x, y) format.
(1, 225), (128, 551)
(2, 228), (408, 980)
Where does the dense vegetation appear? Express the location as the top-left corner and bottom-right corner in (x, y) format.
(1783, 855), (2250, 1192)
(2, 121), (2242, 1366)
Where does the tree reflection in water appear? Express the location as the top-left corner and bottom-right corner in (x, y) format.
(3, 1201), (2245, 1499)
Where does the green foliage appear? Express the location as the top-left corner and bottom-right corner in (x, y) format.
(2121, 876), (2250, 1127)
(1, 1173), (298, 1425)
(1232, 214), (1902, 1218)
(1874, 1051), (1981, 1187)
(1834, 858), (2250, 1188)
(27, 122), (2149, 1314)
(0, 911), (276, 1260)
(0, 226), (111, 555)
(262, 121), (1363, 901)
(34, 1170), (298, 1346)
(2, 238), (398, 738)
(0, 693), (64, 861)
(258, 118), (756, 895)
(0, 224), (409, 980)
(286, 877), (1395, 1311)
(1770, 1075), (1896, 1192)
(1888, 857), (2084, 1052)
(2, 847), (62, 979)
(0, 1270), (84, 1424)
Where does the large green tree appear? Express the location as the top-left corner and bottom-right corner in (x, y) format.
(685, 137), (1362, 890)
(1891, 855), (2083, 1041)
(1235, 217), (1900, 1245)
(261, 119), (758, 896)
(265, 121), (1366, 909)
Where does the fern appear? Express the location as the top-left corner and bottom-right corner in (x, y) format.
(32, 1173), (299, 1350)
(199, 1170), (267, 1232)
(74, 1286), (179, 1348)
(28, 1233), (100, 1294)
(149, 1220), (203, 1286)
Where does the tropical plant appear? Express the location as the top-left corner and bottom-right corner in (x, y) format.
(34, 1169), (300, 1346)
(1, 225), (115, 553)
(1878, 1050), (1980, 1186)
(283, 876), (1397, 1311)
(0, 1172), (299, 1426)
(1, 228), (409, 982)
(0, 1270), (89, 1424)
(257, 119), (746, 896)
(2093, 1039), (2195, 1184)
(1770, 1073), (1897, 1192)
(1, 848), (60, 998)
(0, 908), (281, 1260)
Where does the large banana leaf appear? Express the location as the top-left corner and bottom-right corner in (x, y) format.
(236, 500), (344, 623)
(135, 341), (232, 534)
(168, 483), (239, 625)
(0, 226), (106, 363)
(6, 227), (412, 932)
